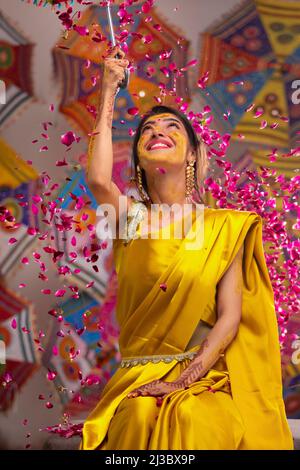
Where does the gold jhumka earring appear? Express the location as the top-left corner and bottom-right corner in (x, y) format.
(185, 160), (196, 203)
(136, 164), (151, 203)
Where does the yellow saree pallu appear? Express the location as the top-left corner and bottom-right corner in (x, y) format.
(80, 205), (294, 450)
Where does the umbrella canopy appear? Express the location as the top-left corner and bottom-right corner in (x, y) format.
(197, 0), (300, 413)
(52, 136), (135, 302)
(197, 0), (300, 152)
(0, 12), (34, 128)
(52, 168), (113, 302)
(0, 138), (40, 278)
(0, 138), (38, 189)
(42, 282), (120, 410)
(0, 282), (39, 411)
(52, 3), (190, 138)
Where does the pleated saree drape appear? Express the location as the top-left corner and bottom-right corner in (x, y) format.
(80, 204), (294, 450)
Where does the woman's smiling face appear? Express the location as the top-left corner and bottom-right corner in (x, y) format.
(137, 113), (192, 170)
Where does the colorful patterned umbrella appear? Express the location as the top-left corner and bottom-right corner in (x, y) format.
(42, 279), (120, 411)
(52, 3), (190, 138)
(0, 12), (34, 128)
(0, 138), (38, 188)
(197, 0), (300, 415)
(0, 138), (40, 278)
(52, 168), (113, 302)
(52, 135), (135, 301)
(0, 282), (39, 411)
(197, 0), (300, 152)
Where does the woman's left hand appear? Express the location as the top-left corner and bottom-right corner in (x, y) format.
(127, 379), (185, 399)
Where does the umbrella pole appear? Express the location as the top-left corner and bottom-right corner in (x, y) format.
(106, 4), (129, 89)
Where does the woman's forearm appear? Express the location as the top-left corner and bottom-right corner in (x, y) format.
(174, 316), (240, 388)
(86, 88), (116, 187)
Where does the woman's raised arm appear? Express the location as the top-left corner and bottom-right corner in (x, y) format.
(87, 45), (128, 187)
(86, 45), (132, 226)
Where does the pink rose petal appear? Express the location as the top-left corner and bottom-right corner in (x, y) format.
(245, 103), (255, 112)
(47, 369), (57, 381)
(61, 131), (76, 147)
(127, 107), (139, 116)
(55, 289), (66, 297)
(159, 283), (167, 292)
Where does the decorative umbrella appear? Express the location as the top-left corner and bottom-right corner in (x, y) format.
(0, 12), (34, 128)
(0, 282), (39, 411)
(52, 168), (113, 302)
(197, 0), (300, 152)
(42, 318), (97, 407)
(197, 0), (300, 408)
(0, 138), (39, 188)
(52, 3), (190, 138)
(52, 129), (136, 300)
(0, 138), (40, 278)
(42, 279), (120, 411)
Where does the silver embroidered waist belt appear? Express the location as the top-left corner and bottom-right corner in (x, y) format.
(119, 350), (199, 368)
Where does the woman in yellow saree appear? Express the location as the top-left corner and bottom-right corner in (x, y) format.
(80, 46), (294, 450)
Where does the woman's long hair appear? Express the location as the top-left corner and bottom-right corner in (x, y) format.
(131, 105), (209, 206)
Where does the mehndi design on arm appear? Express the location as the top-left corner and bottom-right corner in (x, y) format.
(105, 91), (116, 129)
(174, 329), (237, 388)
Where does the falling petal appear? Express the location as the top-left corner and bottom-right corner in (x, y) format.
(153, 24), (162, 32)
(61, 131), (76, 147)
(197, 71), (209, 89)
(245, 103), (255, 112)
(159, 50), (172, 60)
(11, 318), (17, 329)
(254, 109), (264, 118)
(32, 204), (38, 216)
(159, 283), (167, 292)
(160, 66), (170, 77)
(142, 1), (151, 13)
(73, 25), (89, 36)
(181, 59), (197, 71)
(41, 289), (51, 295)
(47, 369), (57, 381)
(55, 289), (66, 297)
(127, 107), (139, 116)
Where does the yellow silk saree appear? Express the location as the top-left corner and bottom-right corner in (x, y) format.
(80, 203), (294, 450)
